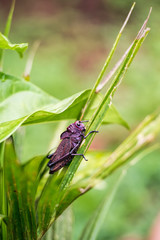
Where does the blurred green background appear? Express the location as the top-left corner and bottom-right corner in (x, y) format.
(0, 0), (160, 239)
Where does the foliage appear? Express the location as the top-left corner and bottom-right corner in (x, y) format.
(0, 2), (159, 240)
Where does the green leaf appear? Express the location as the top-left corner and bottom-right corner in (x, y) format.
(23, 155), (48, 200)
(4, 138), (37, 240)
(0, 72), (128, 143)
(0, 72), (58, 123)
(0, 33), (28, 57)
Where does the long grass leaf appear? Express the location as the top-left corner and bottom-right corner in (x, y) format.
(80, 2), (136, 119)
(79, 171), (125, 240)
(0, 0), (15, 70)
(0, 142), (7, 240)
(4, 138), (37, 240)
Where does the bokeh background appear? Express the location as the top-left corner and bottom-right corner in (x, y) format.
(0, 0), (160, 239)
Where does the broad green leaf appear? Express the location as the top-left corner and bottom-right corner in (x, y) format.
(0, 72), (57, 123)
(4, 138), (37, 240)
(0, 72), (128, 143)
(0, 33), (28, 57)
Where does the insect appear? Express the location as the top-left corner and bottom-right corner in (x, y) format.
(47, 120), (98, 174)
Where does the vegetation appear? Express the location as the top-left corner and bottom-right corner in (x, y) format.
(0, 2), (159, 240)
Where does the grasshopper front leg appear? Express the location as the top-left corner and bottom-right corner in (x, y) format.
(84, 130), (98, 139)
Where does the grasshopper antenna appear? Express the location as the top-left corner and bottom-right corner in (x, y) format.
(80, 120), (89, 123)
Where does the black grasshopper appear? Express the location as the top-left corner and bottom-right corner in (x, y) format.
(47, 120), (98, 174)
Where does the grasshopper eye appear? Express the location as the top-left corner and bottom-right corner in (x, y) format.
(76, 122), (80, 126)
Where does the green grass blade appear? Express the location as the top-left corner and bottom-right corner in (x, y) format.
(4, 138), (37, 240)
(0, 0), (15, 70)
(0, 142), (7, 240)
(92, 113), (160, 181)
(81, 2), (135, 119)
(4, 0), (15, 37)
(79, 171), (125, 240)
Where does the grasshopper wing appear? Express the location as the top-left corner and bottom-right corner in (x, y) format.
(47, 138), (73, 173)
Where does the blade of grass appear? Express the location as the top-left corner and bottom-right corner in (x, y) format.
(4, 0), (15, 37)
(96, 7), (152, 93)
(96, 42), (133, 93)
(80, 2), (136, 119)
(0, 142), (7, 240)
(0, 0), (15, 70)
(79, 171), (125, 240)
(4, 138), (37, 240)
(92, 113), (160, 182)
